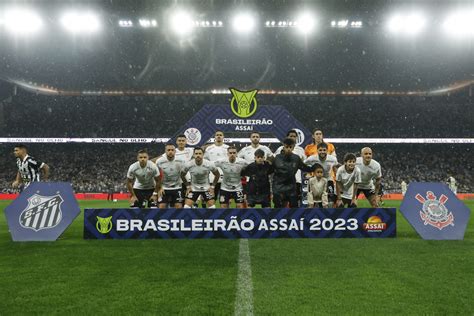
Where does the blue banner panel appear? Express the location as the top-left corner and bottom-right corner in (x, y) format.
(84, 208), (396, 239)
(4, 182), (81, 241)
(171, 104), (312, 146)
(400, 182), (470, 240)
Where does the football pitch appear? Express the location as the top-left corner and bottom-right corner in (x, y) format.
(1, 200), (473, 315)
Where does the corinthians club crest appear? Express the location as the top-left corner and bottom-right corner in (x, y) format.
(19, 193), (64, 232)
(416, 191), (454, 230)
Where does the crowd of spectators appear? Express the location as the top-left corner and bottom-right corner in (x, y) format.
(1, 93), (472, 138)
(0, 143), (471, 194)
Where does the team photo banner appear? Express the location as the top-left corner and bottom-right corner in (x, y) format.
(84, 208), (396, 239)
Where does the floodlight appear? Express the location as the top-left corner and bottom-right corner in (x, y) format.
(139, 19), (157, 28)
(295, 13), (315, 34)
(60, 12), (100, 34)
(443, 10), (474, 38)
(119, 20), (133, 27)
(170, 11), (194, 35)
(4, 8), (43, 35)
(387, 12), (426, 35)
(232, 13), (256, 34)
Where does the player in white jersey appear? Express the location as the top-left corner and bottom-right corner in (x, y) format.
(355, 147), (382, 207)
(238, 132), (273, 163)
(181, 147), (220, 208)
(156, 144), (185, 208)
(204, 130), (229, 198)
(336, 153), (362, 208)
(447, 175), (457, 194)
(127, 149), (162, 208)
(304, 142), (338, 205)
(214, 146), (249, 208)
(401, 180), (407, 196)
(275, 130), (307, 204)
(174, 134), (194, 163)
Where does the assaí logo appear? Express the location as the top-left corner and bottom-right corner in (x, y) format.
(229, 88), (258, 118)
(363, 216), (387, 232)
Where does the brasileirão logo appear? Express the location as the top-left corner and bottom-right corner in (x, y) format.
(229, 88), (258, 118)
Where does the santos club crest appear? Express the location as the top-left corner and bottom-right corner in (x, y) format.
(19, 194), (64, 232)
(416, 191), (454, 230)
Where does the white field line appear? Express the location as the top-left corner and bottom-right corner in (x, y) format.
(234, 239), (254, 316)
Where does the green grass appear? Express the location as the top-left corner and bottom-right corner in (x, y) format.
(1, 200), (473, 314)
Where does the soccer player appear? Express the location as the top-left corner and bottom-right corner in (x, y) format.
(447, 175), (457, 194)
(126, 149), (162, 208)
(401, 180), (407, 196)
(12, 144), (49, 190)
(355, 147), (382, 207)
(204, 130), (229, 198)
(238, 131), (273, 207)
(181, 147), (220, 208)
(307, 164), (328, 208)
(275, 130), (307, 204)
(304, 128), (337, 158)
(214, 146), (249, 208)
(335, 153), (362, 208)
(174, 134), (194, 163)
(156, 143), (184, 208)
(273, 138), (318, 208)
(152, 134), (193, 163)
(241, 149), (274, 208)
(304, 142), (338, 205)
(238, 131), (273, 163)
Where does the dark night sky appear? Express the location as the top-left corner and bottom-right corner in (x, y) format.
(0, 0), (473, 90)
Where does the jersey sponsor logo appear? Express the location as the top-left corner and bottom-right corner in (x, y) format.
(96, 216), (113, 234)
(229, 88), (258, 118)
(416, 191), (454, 230)
(363, 216), (386, 232)
(19, 194), (64, 231)
(184, 127), (202, 145)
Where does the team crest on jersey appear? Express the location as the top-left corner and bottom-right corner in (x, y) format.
(416, 191), (454, 230)
(184, 127), (202, 145)
(19, 194), (64, 231)
(229, 88), (258, 118)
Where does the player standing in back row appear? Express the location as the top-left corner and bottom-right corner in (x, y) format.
(204, 130), (229, 199)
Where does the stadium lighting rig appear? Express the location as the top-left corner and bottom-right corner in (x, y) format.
(264, 13), (317, 35)
(3, 8), (43, 35)
(231, 12), (257, 34)
(295, 13), (316, 34)
(387, 12), (427, 36)
(118, 19), (133, 27)
(60, 11), (101, 34)
(330, 20), (363, 29)
(169, 10), (195, 36)
(138, 18), (158, 28)
(442, 10), (474, 38)
(194, 20), (223, 28)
